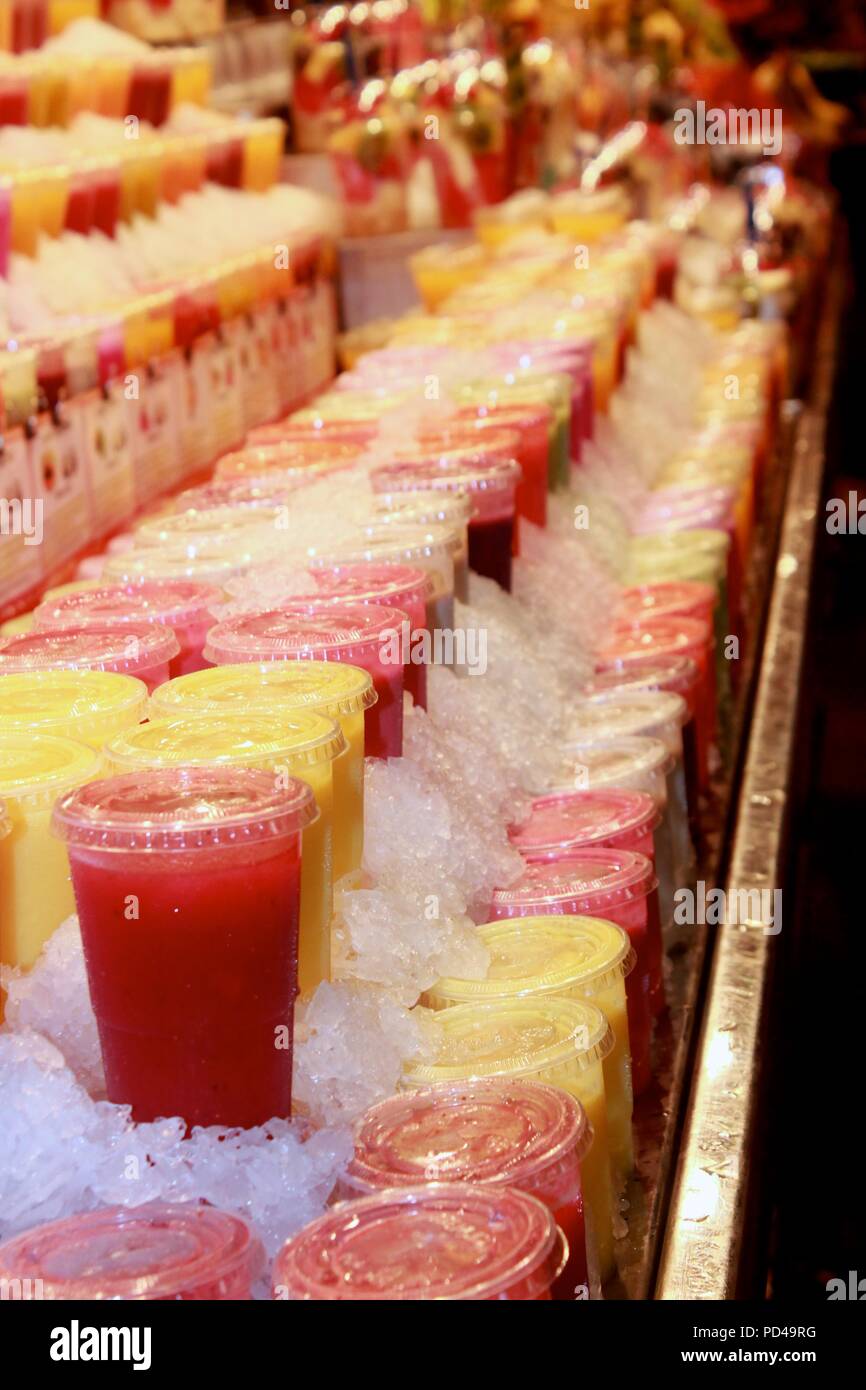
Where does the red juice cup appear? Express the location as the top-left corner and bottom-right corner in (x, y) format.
(489, 851), (659, 1097)
(0, 1202), (262, 1301)
(33, 581), (225, 678)
(272, 1183), (566, 1301)
(0, 625), (179, 695)
(595, 615), (716, 792)
(307, 563), (433, 710)
(509, 789), (666, 1016)
(614, 580), (717, 629)
(204, 602), (408, 760)
(52, 767), (317, 1129)
(370, 446), (521, 592)
(343, 1080), (595, 1300)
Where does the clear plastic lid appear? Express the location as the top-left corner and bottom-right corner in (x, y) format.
(173, 480), (301, 513)
(33, 581), (225, 634)
(313, 524), (459, 589)
(548, 736), (673, 793)
(133, 505), (284, 550)
(308, 563), (434, 613)
(347, 1080), (592, 1194)
(430, 916), (634, 1005)
(0, 1202), (261, 1301)
(413, 423), (523, 457)
(214, 441), (361, 481)
(52, 765), (318, 853)
(582, 654), (699, 700)
(491, 848), (657, 917)
(510, 790), (660, 859)
(0, 626), (179, 679)
(248, 418), (379, 446)
(371, 449), (521, 522)
(627, 529), (730, 562)
(272, 1183), (561, 1301)
(615, 581), (717, 626)
(0, 670), (148, 739)
(453, 401), (552, 433)
(373, 490), (473, 531)
(105, 711), (345, 774)
(150, 661), (377, 722)
(0, 731), (101, 809)
(596, 616), (712, 667)
(404, 996), (613, 1086)
(568, 691), (688, 743)
(204, 603), (409, 668)
(101, 548), (250, 587)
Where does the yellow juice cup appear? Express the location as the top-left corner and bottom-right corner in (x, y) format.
(11, 167), (69, 256)
(403, 995), (617, 1280)
(93, 57), (130, 118)
(49, 0), (99, 35)
(550, 187), (629, 243)
(0, 733), (101, 980)
(425, 915), (635, 1180)
(148, 661), (377, 882)
(409, 243), (489, 312)
(103, 713), (346, 995)
(242, 120), (284, 192)
(0, 671), (147, 750)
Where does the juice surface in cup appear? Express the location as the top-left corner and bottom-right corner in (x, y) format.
(0, 1202), (262, 1301)
(103, 712), (344, 995)
(273, 1182), (563, 1300)
(52, 767), (317, 1127)
(0, 670), (147, 750)
(402, 996), (616, 1279)
(149, 661), (376, 883)
(0, 626), (179, 695)
(344, 1079), (593, 1299)
(0, 732), (101, 976)
(33, 581), (224, 678)
(426, 916), (635, 1180)
(489, 849), (658, 1097)
(204, 602), (408, 761)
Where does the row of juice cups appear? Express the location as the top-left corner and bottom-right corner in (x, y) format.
(1, 118), (285, 259)
(0, 1072), (613, 1301)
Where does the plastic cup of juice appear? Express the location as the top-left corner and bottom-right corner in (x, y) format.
(148, 662), (376, 883)
(370, 449), (521, 592)
(332, 519), (465, 609)
(426, 916), (635, 1181)
(409, 243), (489, 311)
(509, 790), (665, 1017)
(489, 850), (659, 1097)
(131, 505), (284, 553)
(458, 374), (572, 491)
(273, 1182), (564, 1301)
(595, 616), (716, 792)
(343, 1079), (594, 1300)
(100, 547), (251, 590)
(446, 402), (553, 527)
(0, 626), (179, 695)
(33, 582), (224, 678)
(214, 441), (362, 483)
(249, 418), (379, 449)
(0, 732), (101, 975)
(53, 766), (316, 1127)
(204, 604), (408, 762)
(486, 341), (594, 458)
(0, 670), (146, 751)
(550, 186), (630, 243)
(304, 563), (434, 711)
(0, 1202), (262, 1301)
(103, 714), (344, 996)
(402, 997), (617, 1280)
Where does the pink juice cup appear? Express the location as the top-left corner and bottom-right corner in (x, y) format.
(0, 1202), (262, 1301)
(489, 850), (659, 1097)
(306, 563), (433, 711)
(52, 767), (317, 1130)
(614, 580), (717, 629)
(272, 1183), (566, 1301)
(342, 1080), (595, 1300)
(632, 496), (741, 629)
(509, 789), (666, 1016)
(371, 443), (521, 593)
(204, 602), (409, 760)
(595, 615), (716, 793)
(33, 581), (225, 678)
